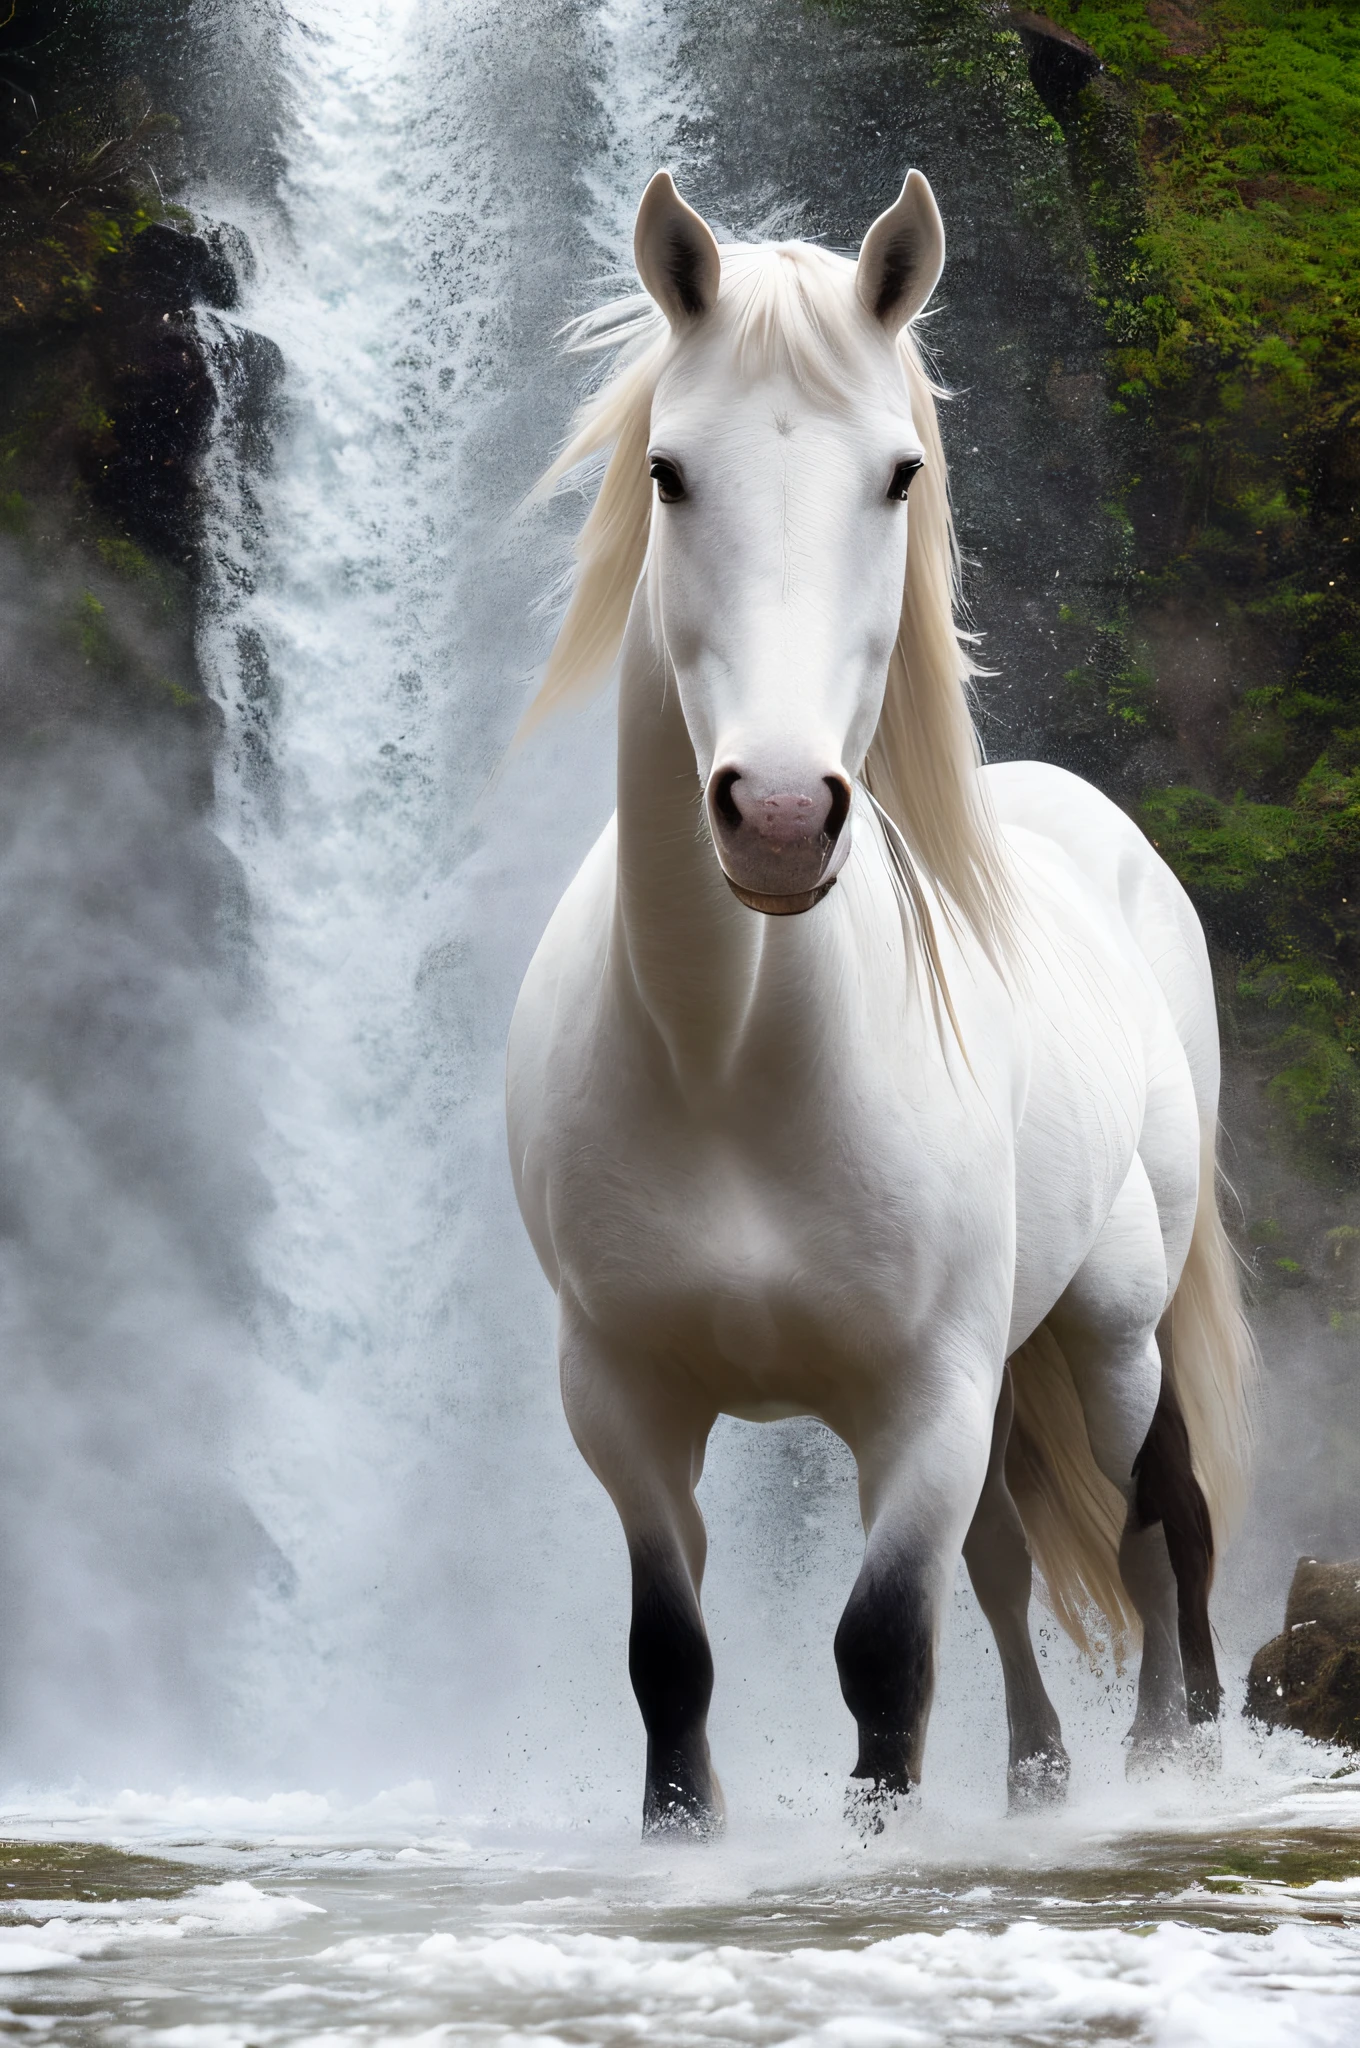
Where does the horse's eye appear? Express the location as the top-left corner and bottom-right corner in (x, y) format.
(649, 457), (687, 503)
(887, 458), (923, 502)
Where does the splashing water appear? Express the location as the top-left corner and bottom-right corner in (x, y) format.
(1, 0), (1359, 2039)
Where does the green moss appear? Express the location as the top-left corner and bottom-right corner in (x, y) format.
(154, 675), (197, 709)
(1017, 2), (1360, 1180)
(1140, 785), (1311, 894)
(0, 1838), (210, 1903)
(1136, 769), (1360, 1161)
(48, 584), (201, 719)
(75, 388), (115, 440)
(1039, 2), (1360, 392)
(71, 589), (115, 666)
(1262, 1023), (1360, 1140)
(95, 531), (164, 595)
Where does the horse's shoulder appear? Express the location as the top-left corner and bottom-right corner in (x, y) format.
(510, 817), (617, 1047)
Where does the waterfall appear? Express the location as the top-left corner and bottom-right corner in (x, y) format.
(193, 0), (728, 1805)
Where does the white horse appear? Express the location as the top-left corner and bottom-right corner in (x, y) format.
(507, 169), (1255, 1833)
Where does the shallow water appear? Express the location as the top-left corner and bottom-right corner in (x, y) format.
(4, 1761), (1360, 2044)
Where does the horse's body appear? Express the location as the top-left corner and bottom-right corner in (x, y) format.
(508, 171), (1254, 1831)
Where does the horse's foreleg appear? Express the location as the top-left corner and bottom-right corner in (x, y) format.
(963, 1366), (1069, 1810)
(558, 1308), (721, 1837)
(833, 1366), (995, 1818)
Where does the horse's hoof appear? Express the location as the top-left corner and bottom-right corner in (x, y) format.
(1124, 1717), (1193, 1779)
(642, 1801), (724, 1840)
(1007, 1746), (1070, 1813)
(844, 1776), (917, 1840)
(642, 1771), (725, 1840)
(1146, 1718), (1220, 1779)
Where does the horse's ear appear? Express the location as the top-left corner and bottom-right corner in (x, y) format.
(634, 170), (721, 327)
(856, 169), (945, 331)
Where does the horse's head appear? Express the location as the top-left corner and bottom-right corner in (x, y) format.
(634, 171), (945, 915)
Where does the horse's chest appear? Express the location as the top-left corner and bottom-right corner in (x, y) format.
(551, 1068), (1006, 1397)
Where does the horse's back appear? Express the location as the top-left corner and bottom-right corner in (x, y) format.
(984, 760), (1219, 1127)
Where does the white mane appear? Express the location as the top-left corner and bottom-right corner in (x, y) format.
(525, 237), (1014, 968)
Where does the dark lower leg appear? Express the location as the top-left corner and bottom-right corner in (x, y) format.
(834, 1546), (934, 1799)
(1170, 1546), (1220, 1725)
(1119, 1516), (1189, 1753)
(629, 1540), (720, 1835)
(1132, 1371), (1221, 1726)
(965, 1505), (1069, 1806)
(964, 1368), (1068, 1808)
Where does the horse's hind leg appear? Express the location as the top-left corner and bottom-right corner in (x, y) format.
(1133, 1332), (1220, 1726)
(1048, 1156), (1206, 1766)
(559, 1304), (722, 1837)
(963, 1366), (1069, 1811)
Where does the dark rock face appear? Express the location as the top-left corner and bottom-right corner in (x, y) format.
(1247, 1558), (1360, 1749)
(93, 301), (220, 567)
(77, 224), (242, 567)
(1005, 8), (1103, 113)
(121, 221), (240, 315)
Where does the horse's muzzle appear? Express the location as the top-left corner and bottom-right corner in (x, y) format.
(706, 766), (852, 915)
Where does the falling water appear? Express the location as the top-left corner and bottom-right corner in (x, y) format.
(195, 0), (638, 1795)
(2, 0), (1359, 2037)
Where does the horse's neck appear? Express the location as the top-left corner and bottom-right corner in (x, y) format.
(613, 600), (780, 1072)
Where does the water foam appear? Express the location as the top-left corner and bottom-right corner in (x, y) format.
(0, 1883), (322, 1975)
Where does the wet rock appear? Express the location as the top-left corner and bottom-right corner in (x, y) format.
(74, 227), (250, 562)
(92, 315), (219, 565)
(117, 221), (240, 314)
(208, 325), (286, 474)
(1005, 8), (1102, 111)
(1247, 1557), (1360, 1749)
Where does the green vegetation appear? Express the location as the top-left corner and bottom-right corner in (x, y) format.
(1044, 1), (1360, 393)
(1028, 1), (1360, 1200)
(0, 58), (181, 328)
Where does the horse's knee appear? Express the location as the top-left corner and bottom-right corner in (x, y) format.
(558, 1319), (722, 1833)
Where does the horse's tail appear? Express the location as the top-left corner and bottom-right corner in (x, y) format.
(1005, 1129), (1257, 1665)
(1005, 1325), (1136, 1664)
(1159, 1128), (1258, 1544)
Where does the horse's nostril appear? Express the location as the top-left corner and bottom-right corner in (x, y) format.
(713, 768), (743, 832)
(824, 776), (851, 844)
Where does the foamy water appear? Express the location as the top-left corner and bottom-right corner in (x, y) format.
(3, 1760), (1360, 2042)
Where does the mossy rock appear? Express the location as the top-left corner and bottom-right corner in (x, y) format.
(1247, 1557), (1360, 1748)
